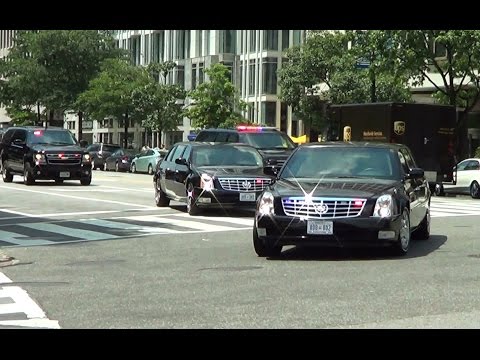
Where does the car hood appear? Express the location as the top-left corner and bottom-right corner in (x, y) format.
(257, 149), (293, 158)
(272, 178), (399, 198)
(32, 144), (85, 153)
(195, 166), (271, 177)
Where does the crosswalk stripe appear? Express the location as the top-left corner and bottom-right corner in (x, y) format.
(0, 229), (55, 246)
(19, 223), (119, 241)
(119, 215), (234, 232)
(80, 218), (181, 234)
(171, 213), (254, 226)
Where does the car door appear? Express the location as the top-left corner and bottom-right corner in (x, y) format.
(398, 150), (421, 227)
(454, 160), (471, 193)
(0, 129), (15, 170)
(173, 145), (192, 199)
(463, 160), (480, 191)
(168, 145), (188, 197)
(10, 129), (27, 172)
(161, 145), (184, 198)
(401, 147), (428, 227)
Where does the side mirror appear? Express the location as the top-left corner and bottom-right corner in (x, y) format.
(406, 167), (424, 179)
(175, 157), (188, 166)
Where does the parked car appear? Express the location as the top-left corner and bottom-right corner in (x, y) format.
(0, 126), (92, 185)
(130, 148), (164, 175)
(86, 143), (122, 170)
(104, 148), (137, 172)
(153, 142), (277, 215)
(253, 142), (431, 257)
(194, 126), (297, 174)
(435, 158), (480, 198)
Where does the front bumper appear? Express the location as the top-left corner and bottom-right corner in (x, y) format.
(193, 187), (262, 210)
(31, 164), (92, 180)
(255, 214), (402, 248)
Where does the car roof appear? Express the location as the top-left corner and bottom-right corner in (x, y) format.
(174, 141), (258, 149)
(7, 126), (68, 132)
(197, 127), (280, 133)
(301, 141), (407, 150)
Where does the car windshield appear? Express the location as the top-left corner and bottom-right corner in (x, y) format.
(281, 146), (399, 180)
(193, 146), (263, 167)
(103, 145), (121, 152)
(240, 132), (295, 150)
(28, 129), (77, 145)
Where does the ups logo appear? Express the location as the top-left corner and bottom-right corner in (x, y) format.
(343, 126), (351, 142)
(394, 121), (405, 136)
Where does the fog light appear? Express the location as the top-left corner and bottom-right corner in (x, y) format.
(37, 171), (41, 175)
(378, 230), (396, 239)
(257, 228), (267, 237)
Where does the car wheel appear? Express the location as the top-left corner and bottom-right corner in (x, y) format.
(23, 164), (35, 185)
(391, 208), (410, 256)
(434, 183), (445, 196)
(148, 164), (153, 175)
(253, 220), (282, 257)
(470, 181), (480, 199)
(186, 183), (201, 215)
(155, 178), (170, 207)
(115, 162), (120, 172)
(2, 163), (13, 183)
(412, 208), (430, 240)
(80, 175), (92, 186)
(55, 179), (64, 184)
(131, 163), (136, 173)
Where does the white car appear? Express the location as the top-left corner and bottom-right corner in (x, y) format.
(435, 158), (480, 198)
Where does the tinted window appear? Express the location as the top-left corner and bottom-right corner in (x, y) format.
(192, 145), (263, 167)
(28, 129), (76, 145)
(400, 148), (416, 169)
(398, 151), (409, 173)
(102, 144), (121, 152)
(171, 145), (186, 161)
(457, 160), (470, 171)
(281, 147), (398, 180)
(165, 147), (176, 162)
(146, 150), (154, 156)
(12, 129), (27, 142)
(182, 146), (192, 161)
(215, 132), (230, 142)
(195, 131), (218, 142)
(465, 160), (480, 170)
(1, 129), (15, 144)
(87, 144), (100, 152)
(239, 131), (295, 149)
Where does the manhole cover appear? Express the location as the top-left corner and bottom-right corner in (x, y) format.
(198, 266), (263, 272)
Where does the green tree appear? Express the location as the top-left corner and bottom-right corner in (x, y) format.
(0, 30), (123, 139)
(75, 58), (150, 148)
(186, 63), (247, 129)
(131, 62), (186, 145)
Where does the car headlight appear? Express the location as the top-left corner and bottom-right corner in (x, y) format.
(258, 191), (274, 215)
(373, 194), (393, 218)
(83, 154), (90, 161)
(200, 173), (214, 191)
(34, 153), (46, 165)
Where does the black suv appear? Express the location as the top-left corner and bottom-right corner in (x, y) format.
(0, 126), (92, 185)
(194, 126), (296, 174)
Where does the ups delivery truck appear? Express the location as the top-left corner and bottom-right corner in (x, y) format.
(328, 102), (458, 189)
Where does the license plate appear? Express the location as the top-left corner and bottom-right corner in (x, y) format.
(197, 197), (211, 203)
(59, 171), (70, 178)
(307, 220), (333, 235)
(240, 192), (256, 202)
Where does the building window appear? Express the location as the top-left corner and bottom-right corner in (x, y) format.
(434, 40), (447, 58)
(240, 30), (244, 53)
(99, 119), (114, 128)
(191, 63), (197, 90)
(220, 30), (236, 54)
(67, 121), (76, 130)
(239, 61), (244, 92)
(221, 61), (233, 83)
(261, 102), (277, 127)
(168, 31), (174, 60)
(177, 30), (186, 60)
(152, 31), (164, 63)
(198, 62), (204, 85)
(282, 30), (290, 50)
(144, 34), (150, 65)
(196, 30), (203, 57)
(263, 30), (279, 51)
(293, 30), (302, 46)
(262, 57), (278, 95)
(248, 59), (256, 96)
(185, 30), (190, 59)
(249, 30), (256, 53)
(205, 30), (210, 55)
(248, 103), (255, 122)
(280, 102), (288, 132)
(176, 65), (185, 89)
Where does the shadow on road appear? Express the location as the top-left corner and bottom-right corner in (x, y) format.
(267, 234), (448, 261)
(9, 180), (99, 187)
(169, 205), (254, 218)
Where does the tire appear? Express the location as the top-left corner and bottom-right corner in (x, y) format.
(80, 175), (92, 186)
(391, 208), (411, 256)
(55, 179), (64, 184)
(186, 183), (201, 215)
(131, 163), (136, 173)
(2, 163), (13, 183)
(253, 221), (282, 257)
(412, 208), (430, 240)
(115, 162), (120, 172)
(23, 164), (35, 185)
(154, 178), (170, 207)
(470, 181), (480, 199)
(148, 164), (153, 175)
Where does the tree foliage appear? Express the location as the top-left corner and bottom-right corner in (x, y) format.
(186, 63), (247, 129)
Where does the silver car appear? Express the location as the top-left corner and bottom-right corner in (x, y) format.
(130, 148), (166, 175)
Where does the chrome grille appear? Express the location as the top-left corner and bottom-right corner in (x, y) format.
(218, 177), (272, 192)
(281, 197), (367, 219)
(46, 153), (82, 165)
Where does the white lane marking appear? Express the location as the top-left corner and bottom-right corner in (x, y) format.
(0, 185), (157, 209)
(52, 189), (123, 193)
(0, 318), (60, 328)
(0, 272), (12, 284)
(19, 223), (119, 241)
(0, 209), (36, 217)
(0, 229), (55, 246)
(80, 219), (150, 230)
(118, 215), (235, 232)
(98, 185), (153, 193)
(171, 213), (254, 226)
